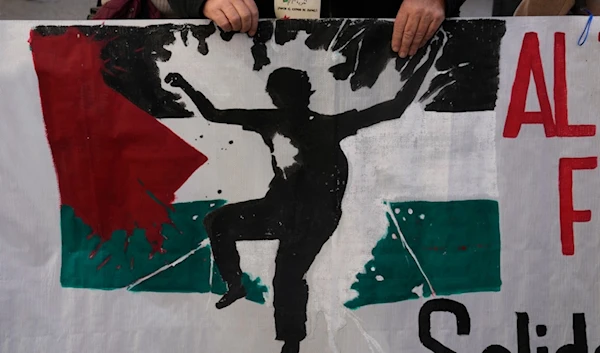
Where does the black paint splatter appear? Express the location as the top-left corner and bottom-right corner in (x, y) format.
(189, 25), (217, 55)
(219, 28), (235, 42)
(420, 20), (506, 112)
(32, 18), (506, 120)
(273, 19), (396, 90)
(268, 19), (506, 110)
(251, 21), (274, 71)
(180, 27), (189, 46)
(33, 23), (216, 119)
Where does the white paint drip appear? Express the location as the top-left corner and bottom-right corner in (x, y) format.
(126, 238), (211, 290)
(205, 252), (214, 312)
(327, 19), (348, 52)
(418, 29), (453, 105)
(335, 28), (367, 53)
(272, 133), (298, 177)
(353, 40), (363, 73)
(345, 309), (385, 353)
(408, 208), (413, 215)
(384, 201), (435, 296)
(419, 214), (425, 220)
(375, 275), (384, 282)
(420, 79), (457, 106)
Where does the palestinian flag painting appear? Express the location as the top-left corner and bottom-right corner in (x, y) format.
(29, 27), (269, 302)
(5, 16), (600, 353)
(25, 20), (509, 353)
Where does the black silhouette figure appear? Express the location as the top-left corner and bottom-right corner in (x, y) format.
(165, 31), (443, 353)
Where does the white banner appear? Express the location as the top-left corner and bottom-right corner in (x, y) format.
(0, 17), (599, 353)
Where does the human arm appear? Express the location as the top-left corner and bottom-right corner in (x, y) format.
(165, 72), (266, 127)
(336, 31), (443, 138)
(391, 0), (464, 58)
(168, 0), (258, 36)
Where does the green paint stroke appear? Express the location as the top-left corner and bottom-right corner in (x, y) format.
(60, 201), (268, 304)
(345, 200), (501, 309)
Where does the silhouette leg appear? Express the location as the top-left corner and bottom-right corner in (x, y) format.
(207, 209), (246, 309)
(204, 199), (285, 309)
(273, 235), (331, 352)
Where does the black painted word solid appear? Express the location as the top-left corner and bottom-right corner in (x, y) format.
(419, 299), (598, 353)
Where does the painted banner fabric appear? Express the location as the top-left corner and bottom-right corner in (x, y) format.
(0, 17), (598, 353)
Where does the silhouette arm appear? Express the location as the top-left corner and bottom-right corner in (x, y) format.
(165, 73), (268, 127)
(335, 32), (444, 139)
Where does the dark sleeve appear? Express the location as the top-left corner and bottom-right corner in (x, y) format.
(444, 0), (466, 17)
(167, 0), (206, 18)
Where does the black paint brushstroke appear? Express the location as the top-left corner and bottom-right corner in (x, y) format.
(189, 24), (216, 55)
(273, 20), (310, 45)
(395, 56), (410, 72)
(349, 23), (396, 90)
(421, 19), (506, 112)
(181, 27), (189, 46)
(328, 21), (360, 51)
(33, 23), (217, 119)
(101, 26), (183, 118)
(326, 21), (366, 82)
(303, 20), (344, 50)
(268, 19), (505, 111)
(269, 19), (507, 112)
(330, 38), (359, 81)
(251, 21), (274, 71)
(32, 19), (506, 120)
(219, 28), (235, 41)
(400, 47), (425, 82)
(32, 25), (69, 36)
(271, 19), (406, 91)
(420, 72), (453, 103)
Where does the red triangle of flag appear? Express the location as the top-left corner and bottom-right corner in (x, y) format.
(30, 28), (208, 254)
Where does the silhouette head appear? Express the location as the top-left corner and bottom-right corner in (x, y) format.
(266, 68), (314, 109)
